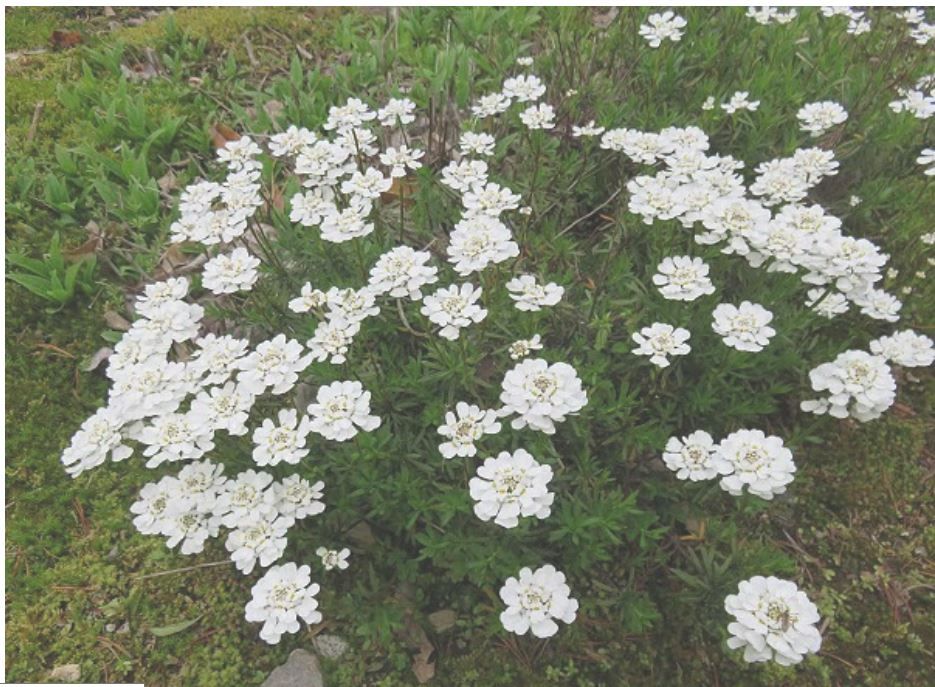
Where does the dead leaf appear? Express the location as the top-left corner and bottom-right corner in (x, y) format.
(120, 61), (158, 81)
(381, 177), (417, 207)
(157, 170), (178, 194)
(187, 76), (204, 87)
(209, 123), (241, 149)
(347, 521), (376, 547)
(34, 342), (76, 359)
(591, 7), (619, 29)
(412, 642), (435, 683)
(49, 664), (81, 681)
(103, 6), (116, 17)
(678, 517), (706, 542)
(427, 609), (456, 633)
(50, 30), (82, 50)
(81, 347), (113, 372)
(66, 237), (103, 259)
(103, 310), (131, 331)
(264, 99), (285, 121)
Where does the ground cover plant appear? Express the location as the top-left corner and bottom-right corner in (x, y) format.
(6, 6), (934, 686)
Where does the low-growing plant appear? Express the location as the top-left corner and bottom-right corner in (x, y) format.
(49, 5), (934, 682)
(7, 231), (98, 308)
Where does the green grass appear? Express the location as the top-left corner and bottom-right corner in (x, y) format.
(5, 6), (934, 686)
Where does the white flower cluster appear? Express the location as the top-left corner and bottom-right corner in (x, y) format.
(639, 11), (687, 47)
(663, 429), (796, 500)
(726, 575), (822, 665)
(746, 7), (797, 26)
(801, 349), (897, 421)
(499, 564), (578, 638)
(889, 75), (935, 120)
(819, 6), (871, 35)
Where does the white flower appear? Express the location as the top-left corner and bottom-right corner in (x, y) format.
(306, 317), (361, 364)
(324, 286), (379, 324)
(440, 159), (489, 192)
(377, 97), (416, 126)
(252, 409), (313, 466)
(268, 125), (317, 157)
(316, 546), (351, 571)
(379, 145), (424, 177)
(130, 476), (183, 535)
(226, 512), (292, 574)
(516, 56), (534, 67)
(505, 275), (564, 311)
(320, 205), (374, 243)
(460, 132), (496, 156)
(922, 232), (935, 245)
(137, 412), (215, 468)
(420, 283), (488, 340)
(721, 91), (760, 114)
(189, 334), (250, 386)
(215, 469), (276, 527)
(499, 358), (588, 435)
(189, 382), (256, 436)
(918, 148), (935, 175)
(307, 380), (381, 441)
(136, 300), (204, 345)
(653, 256), (716, 301)
(796, 101), (848, 136)
(632, 323), (691, 368)
(237, 335), (313, 395)
(853, 288), (902, 323)
(909, 21), (934, 46)
(805, 289), (849, 318)
(663, 430), (732, 481)
(288, 282), (327, 313)
(499, 565), (578, 638)
(175, 460), (227, 514)
(469, 449), (554, 528)
(519, 103), (555, 130)
(61, 406), (133, 477)
(702, 96), (716, 111)
(572, 120), (605, 137)
(245, 562), (322, 644)
(271, 475), (325, 520)
(502, 74), (546, 102)
(290, 188), (335, 227)
(217, 136), (262, 172)
(725, 576), (821, 666)
(341, 167), (392, 199)
(801, 350), (896, 422)
(463, 182), (521, 218)
(325, 97), (376, 131)
(471, 92), (511, 118)
(509, 334), (543, 360)
(368, 246), (438, 300)
(717, 429), (796, 500)
(869, 330), (935, 368)
(639, 11), (687, 47)
(447, 215), (519, 276)
(712, 302), (776, 352)
(437, 402), (501, 459)
(163, 509), (221, 555)
(135, 277), (190, 318)
(202, 247), (261, 295)
(849, 195), (862, 206)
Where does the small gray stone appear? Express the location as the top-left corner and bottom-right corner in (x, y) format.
(312, 633), (349, 659)
(262, 649), (324, 687)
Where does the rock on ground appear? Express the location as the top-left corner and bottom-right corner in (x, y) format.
(261, 649), (324, 687)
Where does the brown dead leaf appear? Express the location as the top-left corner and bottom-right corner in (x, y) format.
(347, 521), (376, 547)
(34, 342), (76, 359)
(120, 61), (159, 81)
(66, 237), (103, 258)
(427, 609), (456, 633)
(209, 123), (241, 149)
(50, 30), (82, 50)
(264, 99), (285, 121)
(103, 310), (131, 331)
(678, 517), (706, 542)
(103, 6), (116, 17)
(381, 177), (417, 207)
(591, 7), (619, 29)
(81, 347), (114, 372)
(157, 170), (178, 194)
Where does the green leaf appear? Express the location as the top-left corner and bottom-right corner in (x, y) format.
(149, 615), (202, 637)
